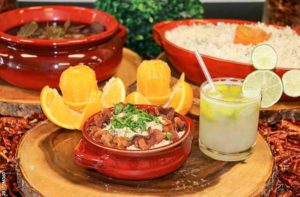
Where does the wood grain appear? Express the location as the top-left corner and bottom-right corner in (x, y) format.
(0, 48), (141, 117)
(16, 120), (274, 197)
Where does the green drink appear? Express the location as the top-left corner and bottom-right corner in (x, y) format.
(199, 78), (261, 161)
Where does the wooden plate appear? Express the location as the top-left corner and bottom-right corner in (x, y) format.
(16, 120), (275, 197)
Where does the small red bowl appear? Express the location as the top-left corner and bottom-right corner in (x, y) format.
(153, 19), (300, 85)
(0, 6), (127, 90)
(74, 105), (194, 180)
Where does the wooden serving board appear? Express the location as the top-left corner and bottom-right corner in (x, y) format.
(0, 48), (142, 117)
(16, 120), (275, 197)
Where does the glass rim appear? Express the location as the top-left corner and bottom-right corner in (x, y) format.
(200, 77), (261, 104)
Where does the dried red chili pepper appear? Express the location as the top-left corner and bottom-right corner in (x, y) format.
(259, 112), (300, 196)
(263, 0), (300, 28)
(0, 112), (45, 196)
(1, 109), (299, 196)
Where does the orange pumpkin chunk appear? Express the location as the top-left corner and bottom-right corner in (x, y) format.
(234, 25), (271, 45)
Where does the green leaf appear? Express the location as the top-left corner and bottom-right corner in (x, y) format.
(109, 104), (162, 133)
(17, 21), (39, 38)
(114, 103), (124, 115)
(96, 0), (204, 58)
(126, 104), (135, 112)
(166, 132), (173, 140)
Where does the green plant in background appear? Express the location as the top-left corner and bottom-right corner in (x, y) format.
(96, 0), (204, 58)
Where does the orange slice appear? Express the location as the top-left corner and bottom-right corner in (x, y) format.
(165, 73), (193, 115)
(125, 92), (151, 105)
(40, 86), (82, 130)
(80, 89), (103, 129)
(101, 77), (126, 108)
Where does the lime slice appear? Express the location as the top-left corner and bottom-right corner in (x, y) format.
(282, 70), (300, 97)
(242, 70), (282, 108)
(200, 97), (216, 121)
(252, 44), (277, 70)
(201, 85), (247, 120)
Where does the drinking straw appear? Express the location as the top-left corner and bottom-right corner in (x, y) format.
(194, 48), (217, 92)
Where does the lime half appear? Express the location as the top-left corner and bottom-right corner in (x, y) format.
(282, 70), (300, 97)
(252, 44), (277, 70)
(242, 70), (283, 108)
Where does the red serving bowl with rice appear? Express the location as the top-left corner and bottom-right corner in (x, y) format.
(153, 19), (300, 100)
(74, 105), (194, 180)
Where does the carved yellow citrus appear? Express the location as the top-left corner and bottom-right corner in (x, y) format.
(59, 64), (98, 105)
(137, 60), (171, 105)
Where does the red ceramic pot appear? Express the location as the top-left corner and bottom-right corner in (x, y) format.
(0, 6), (127, 90)
(153, 19), (300, 85)
(74, 105), (194, 180)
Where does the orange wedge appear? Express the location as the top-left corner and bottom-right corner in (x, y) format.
(40, 86), (82, 130)
(101, 77), (126, 108)
(165, 73), (193, 115)
(125, 92), (151, 105)
(80, 89), (103, 129)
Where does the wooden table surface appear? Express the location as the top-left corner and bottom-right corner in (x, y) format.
(1, 49), (298, 197)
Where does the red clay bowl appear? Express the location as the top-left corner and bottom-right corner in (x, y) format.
(0, 6), (127, 90)
(74, 105), (194, 180)
(153, 19), (300, 85)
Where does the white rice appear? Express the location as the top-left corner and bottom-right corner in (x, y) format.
(165, 22), (300, 68)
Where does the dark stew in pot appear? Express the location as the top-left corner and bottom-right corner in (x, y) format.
(6, 20), (106, 39)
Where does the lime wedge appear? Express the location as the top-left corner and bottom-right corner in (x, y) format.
(242, 70), (282, 108)
(252, 44), (277, 70)
(200, 98), (216, 121)
(282, 70), (300, 97)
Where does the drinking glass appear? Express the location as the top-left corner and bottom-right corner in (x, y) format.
(199, 78), (261, 161)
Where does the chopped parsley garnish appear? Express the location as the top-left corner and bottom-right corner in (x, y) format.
(114, 103), (124, 115)
(166, 132), (173, 140)
(110, 104), (161, 132)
